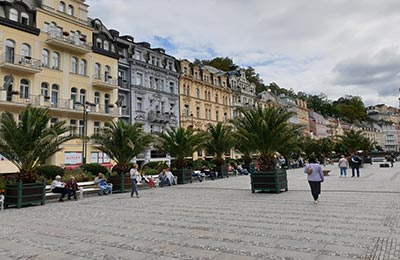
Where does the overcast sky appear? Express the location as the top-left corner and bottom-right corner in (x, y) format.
(87, 0), (400, 107)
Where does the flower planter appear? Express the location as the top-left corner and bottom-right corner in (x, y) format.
(216, 164), (229, 178)
(108, 174), (131, 193)
(173, 169), (192, 184)
(5, 180), (46, 208)
(250, 169), (288, 193)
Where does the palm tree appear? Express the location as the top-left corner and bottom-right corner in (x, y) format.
(204, 123), (235, 167)
(338, 129), (374, 154)
(0, 105), (73, 183)
(155, 127), (207, 169)
(92, 121), (152, 174)
(233, 107), (301, 171)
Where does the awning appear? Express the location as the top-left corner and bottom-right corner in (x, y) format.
(64, 164), (81, 170)
(101, 163), (113, 169)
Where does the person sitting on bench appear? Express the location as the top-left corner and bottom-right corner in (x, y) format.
(51, 175), (71, 202)
(94, 173), (112, 195)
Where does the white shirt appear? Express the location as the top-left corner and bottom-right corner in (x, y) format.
(51, 180), (64, 189)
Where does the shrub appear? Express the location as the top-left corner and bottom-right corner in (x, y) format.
(36, 165), (64, 180)
(142, 161), (168, 172)
(143, 168), (159, 176)
(81, 163), (108, 175)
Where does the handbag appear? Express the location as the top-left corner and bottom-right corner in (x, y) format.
(307, 167), (313, 175)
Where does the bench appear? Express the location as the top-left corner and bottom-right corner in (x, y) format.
(45, 181), (113, 200)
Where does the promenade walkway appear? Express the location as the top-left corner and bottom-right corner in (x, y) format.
(0, 163), (399, 260)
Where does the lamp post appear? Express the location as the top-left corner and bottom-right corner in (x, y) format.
(75, 101), (95, 165)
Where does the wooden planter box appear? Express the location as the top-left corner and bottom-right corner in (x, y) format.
(109, 174), (131, 193)
(5, 180), (46, 208)
(216, 164), (229, 178)
(173, 169), (192, 184)
(250, 169), (288, 193)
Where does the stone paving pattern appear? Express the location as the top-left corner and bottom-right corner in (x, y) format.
(1, 163), (400, 260)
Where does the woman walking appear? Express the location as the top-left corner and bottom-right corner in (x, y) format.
(304, 156), (324, 204)
(130, 164), (140, 198)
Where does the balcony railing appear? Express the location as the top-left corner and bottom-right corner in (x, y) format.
(148, 111), (176, 123)
(92, 74), (118, 90)
(46, 31), (92, 54)
(0, 53), (42, 73)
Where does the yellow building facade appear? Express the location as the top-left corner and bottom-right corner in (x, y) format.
(0, 0), (119, 169)
(179, 60), (231, 159)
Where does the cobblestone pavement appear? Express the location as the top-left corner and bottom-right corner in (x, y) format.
(1, 163), (399, 260)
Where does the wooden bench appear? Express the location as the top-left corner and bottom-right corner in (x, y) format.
(45, 181), (113, 200)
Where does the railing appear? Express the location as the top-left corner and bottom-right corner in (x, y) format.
(148, 111), (176, 122)
(93, 74), (118, 85)
(47, 31), (92, 49)
(0, 53), (41, 70)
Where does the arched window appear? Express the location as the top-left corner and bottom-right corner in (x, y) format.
(70, 87), (77, 102)
(215, 94), (219, 103)
(207, 91), (211, 101)
(51, 84), (59, 107)
(79, 59), (87, 75)
(9, 8), (18, 21)
(52, 52), (60, 69)
(96, 38), (102, 48)
(21, 12), (29, 25)
(79, 89), (86, 104)
(94, 63), (101, 79)
(59, 1), (65, 12)
(104, 65), (110, 82)
(20, 79), (29, 99)
(21, 43), (30, 57)
(104, 94), (110, 113)
(41, 82), (49, 97)
(5, 39), (15, 63)
(195, 88), (199, 98)
(67, 5), (74, 15)
(71, 56), (78, 73)
(4, 75), (14, 101)
(94, 92), (100, 104)
(42, 49), (49, 67)
(103, 41), (109, 51)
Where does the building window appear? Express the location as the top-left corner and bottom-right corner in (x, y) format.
(59, 1), (65, 12)
(136, 72), (143, 85)
(195, 88), (199, 98)
(105, 94), (110, 113)
(9, 8), (18, 22)
(21, 43), (30, 58)
(69, 119), (77, 136)
(184, 104), (189, 117)
(224, 112), (227, 122)
(66, 5), (74, 15)
(96, 38), (102, 48)
(103, 41), (109, 51)
(104, 65), (110, 82)
(94, 92), (100, 104)
(71, 57), (78, 73)
(51, 84), (59, 106)
(43, 22), (49, 32)
(196, 107), (200, 118)
(19, 79), (29, 99)
(79, 59), (87, 75)
(79, 120), (84, 137)
(41, 82), (49, 97)
(42, 49), (49, 67)
(52, 52), (60, 69)
(136, 97), (142, 111)
(215, 94), (218, 103)
(70, 87), (77, 103)
(216, 111), (219, 121)
(169, 82), (174, 94)
(5, 39), (15, 63)
(50, 118), (58, 127)
(94, 63), (101, 78)
(79, 89), (86, 104)
(21, 12), (29, 25)
(94, 121), (100, 135)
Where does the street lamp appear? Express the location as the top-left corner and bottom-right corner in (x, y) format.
(75, 101), (96, 165)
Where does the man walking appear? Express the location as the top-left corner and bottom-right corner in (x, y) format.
(350, 153), (362, 177)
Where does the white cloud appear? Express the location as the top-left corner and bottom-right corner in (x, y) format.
(87, 0), (400, 107)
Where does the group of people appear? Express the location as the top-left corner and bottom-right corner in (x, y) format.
(338, 154), (362, 178)
(50, 175), (80, 202)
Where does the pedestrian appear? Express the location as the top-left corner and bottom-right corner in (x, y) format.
(350, 153), (362, 177)
(304, 156), (324, 204)
(51, 175), (72, 202)
(338, 155), (349, 177)
(129, 164), (140, 198)
(65, 176), (80, 200)
(387, 155), (394, 167)
(94, 173), (112, 195)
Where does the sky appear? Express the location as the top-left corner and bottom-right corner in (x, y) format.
(86, 0), (400, 108)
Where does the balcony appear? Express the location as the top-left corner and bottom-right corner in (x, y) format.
(148, 111), (176, 123)
(46, 31), (91, 54)
(0, 53), (41, 73)
(92, 75), (118, 90)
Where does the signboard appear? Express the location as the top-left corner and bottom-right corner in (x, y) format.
(64, 152), (82, 165)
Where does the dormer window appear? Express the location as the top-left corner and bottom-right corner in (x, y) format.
(9, 8), (18, 22)
(103, 41), (109, 51)
(59, 1), (65, 12)
(96, 38), (102, 48)
(21, 12), (29, 25)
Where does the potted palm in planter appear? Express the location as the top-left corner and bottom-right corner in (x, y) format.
(233, 107), (301, 193)
(0, 105), (73, 208)
(155, 127), (206, 184)
(204, 123), (235, 178)
(92, 121), (151, 193)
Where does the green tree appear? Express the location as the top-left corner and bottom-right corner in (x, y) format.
(333, 95), (367, 123)
(233, 107), (301, 171)
(338, 129), (374, 153)
(0, 105), (73, 183)
(154, 127), (207, 169)
(92, 121), (152, 174)
(204, 123), (235, 166)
